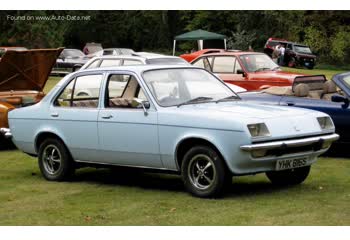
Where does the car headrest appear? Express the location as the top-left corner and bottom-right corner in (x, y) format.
(323, 81), (337, 94)
(294, 83), (310, 97)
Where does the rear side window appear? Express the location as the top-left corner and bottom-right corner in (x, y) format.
(55, 74), (103, 108)
(192, 57), (212, 71)
(212, 56), (235, 73)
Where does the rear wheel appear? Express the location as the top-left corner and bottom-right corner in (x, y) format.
(38, 138), (74, 181)
(181, 145), (230, 198)
(266, 166), (310, 186)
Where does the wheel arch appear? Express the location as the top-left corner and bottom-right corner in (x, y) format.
(34, 131), (70, 156)
(175, 136), (228, 171)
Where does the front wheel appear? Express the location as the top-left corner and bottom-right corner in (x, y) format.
(288, 57), (296, 68)
(181, 145), (230, 198)
(266, 166), (311, 186)
(38, 138), (74, 181)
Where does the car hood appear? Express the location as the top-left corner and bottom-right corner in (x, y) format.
(158, 101), (328, 139)
(181, 101), (315, 119)
(0, 48), (63, 91)
(248, 70), (304, 83)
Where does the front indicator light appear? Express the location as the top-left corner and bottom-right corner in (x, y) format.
(247, 123), (270, 138)
(317, 116), (334, 131)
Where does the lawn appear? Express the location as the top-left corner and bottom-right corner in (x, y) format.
(0, 150), (349, 225)
(0, 66), (349, 226)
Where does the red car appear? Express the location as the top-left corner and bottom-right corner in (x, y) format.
(180, 49), (225, 62)
(191, 51), (305, 91)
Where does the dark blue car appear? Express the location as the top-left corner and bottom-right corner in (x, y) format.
(239, 73), (350, 151)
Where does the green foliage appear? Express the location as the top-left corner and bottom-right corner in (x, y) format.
(227, 30), (256, 50)
(330, 28), (350, 63)
(0, 10), (349, 65)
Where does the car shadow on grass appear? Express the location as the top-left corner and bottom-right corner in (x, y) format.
(70, 167), (298, 198)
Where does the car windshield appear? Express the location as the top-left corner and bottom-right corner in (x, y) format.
(143, 68), (238, 107)
(146, 58), (188, 65)
(239, 54), (279, 72)
(64, 49), (85, 57)
(294, 45), (312, 54)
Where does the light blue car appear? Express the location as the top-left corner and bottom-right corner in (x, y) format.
(3, 65), (339, 197)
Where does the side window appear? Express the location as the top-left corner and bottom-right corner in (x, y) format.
(86, 60), (100, 69)
(193, 57), (212, 71)
(106, 74), (147, 108)
(234, 58), (243, 74)
(100, 59), (121, 67)
(192, 58), (205, 68)
(55, 74), (103, 108)
(287, 43), (293, 50)
(212, 57), (235, 73)
(122, 59), (143, 66)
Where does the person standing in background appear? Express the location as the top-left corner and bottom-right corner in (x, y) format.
(279, 44), (286, 66)
(272, 45), (280, 64)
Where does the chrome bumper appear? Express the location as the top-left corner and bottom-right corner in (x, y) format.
(240, 133), (339, 151)
(0, 128), (12, 139)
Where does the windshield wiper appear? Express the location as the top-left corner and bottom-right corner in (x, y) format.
(215, 95), (240, 103)
(271, 66), (280, 71)
(255, 67), (271, 72)
(177, 96), (213, 107)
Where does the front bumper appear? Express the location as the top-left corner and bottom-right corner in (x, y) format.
(240, 133), (339, 152)
(0, 128), (12, 139)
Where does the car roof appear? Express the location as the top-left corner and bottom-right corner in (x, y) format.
(197, 51), (266, 57)
(88, 54), (183, 61)
(57, 65), (199, 87)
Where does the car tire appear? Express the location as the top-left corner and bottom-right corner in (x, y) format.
(288, 57), (296, 68)
(181, 145), (230, 198)
(38, 138), (75, 181)
(266, 166), (311, 186)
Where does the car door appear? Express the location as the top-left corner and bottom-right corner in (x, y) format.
(51, 73), (103, 162)
(97, 72), (162, 168)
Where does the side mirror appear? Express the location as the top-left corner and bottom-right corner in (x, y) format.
(331, 94), (349, 109)
(132, 98), (150, 115)
(236, 69), (246, 77)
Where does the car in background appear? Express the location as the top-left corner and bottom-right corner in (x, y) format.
(79, 54), (189, 71)
(52, 49), (90, 75)
(263, 38), (316, 69)
(239, 73), (350, 151)
(191, 51), (308, 91)
(284, 42), (316, 69)
(4, 65), (338, 197)
(0, 48), (63, 141)
(83, 42), (103, 55)
(88, 48), (135, 58)
(180, 49), (225, 62)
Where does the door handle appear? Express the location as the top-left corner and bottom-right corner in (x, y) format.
(51, 112), (59, 117)
(286, 102), (295, 106)
(101, 114), (113, 119)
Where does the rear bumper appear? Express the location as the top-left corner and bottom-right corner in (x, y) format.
(0, 128), (12, 139)
(240, 133), (339, 152)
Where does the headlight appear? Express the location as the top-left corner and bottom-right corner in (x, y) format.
(247, 123), (270, 138)
(317, 116), (334, 130)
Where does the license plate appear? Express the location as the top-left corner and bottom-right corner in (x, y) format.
(276, 157), (308, 171)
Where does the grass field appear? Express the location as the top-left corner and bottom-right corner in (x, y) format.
(0, 66), (349, 226)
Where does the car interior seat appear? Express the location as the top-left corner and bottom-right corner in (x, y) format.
(294, 83), (310, 97)
(321, 81), (337, 101)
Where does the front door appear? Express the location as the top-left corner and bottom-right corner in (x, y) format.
(97, 73), (162, 168)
